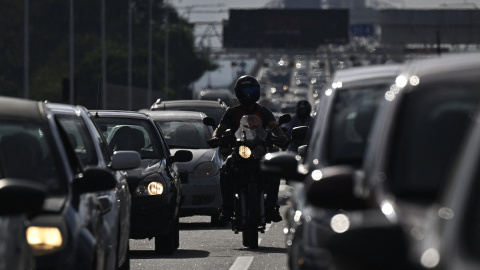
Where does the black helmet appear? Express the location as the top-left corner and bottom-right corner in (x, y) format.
(296, 100), (311, 120)
(234, 75), (260, 106)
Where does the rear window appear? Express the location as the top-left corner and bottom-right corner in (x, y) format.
(388, 88), (479, 203)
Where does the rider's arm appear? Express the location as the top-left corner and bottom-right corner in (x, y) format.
(212, 123), (228, 139)
(268, 121), (288, 141)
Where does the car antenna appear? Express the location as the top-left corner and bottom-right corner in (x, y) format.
(94, 78), (101, 118)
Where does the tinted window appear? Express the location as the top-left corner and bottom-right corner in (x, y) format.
(326, 85), (387, 166)
(0, 121), (65, 194)
(155, 120), (212, 149)
(389, 89), (478, 203)
(93, 118), (165, 159)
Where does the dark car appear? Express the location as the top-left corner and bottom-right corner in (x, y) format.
(413, 107), (480, 270)
(0, 173), (45, 270)
(142, 110), (224, 225)
(0, 96), (118, 270)
(89, 110), (192, 255)
(261, 64), (403, 269)
(47, 103), (140, 270)
(149, 99), (228, 127)
(265, 53), (480, 269)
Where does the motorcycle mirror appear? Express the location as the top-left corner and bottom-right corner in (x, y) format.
(203, 116), (216, 128)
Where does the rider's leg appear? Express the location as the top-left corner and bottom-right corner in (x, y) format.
(265, 177), (282, 222)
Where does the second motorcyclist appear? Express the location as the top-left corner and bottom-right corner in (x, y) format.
(211, 75), (288, 223)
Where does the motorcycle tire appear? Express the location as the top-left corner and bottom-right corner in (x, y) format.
(242, 183), (259, 249)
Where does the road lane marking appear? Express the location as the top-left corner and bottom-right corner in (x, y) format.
(265, 223), (272, 232)
(230, 256), (254, 270)
(258, 238), (262, 245)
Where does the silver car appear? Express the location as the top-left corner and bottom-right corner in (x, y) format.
(143, 110), (224, 225)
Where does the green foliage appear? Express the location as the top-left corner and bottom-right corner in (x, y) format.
(0, 0), (216, 107)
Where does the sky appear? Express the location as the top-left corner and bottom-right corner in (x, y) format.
(168, 0), (480, 89)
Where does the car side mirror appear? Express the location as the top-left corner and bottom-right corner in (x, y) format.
(73, 167), (117, 194)
(0, 179), (46, 215)
(291, 126), (309, 144)
(278, 114), (292, 125)
(297, 145), (307, 156)
(111, 150), (141, 170)
(203, 116), (216, 128)
(260, 152), (305, 181)
(167, 150), (193, 167)
(306, 166), (367, 210)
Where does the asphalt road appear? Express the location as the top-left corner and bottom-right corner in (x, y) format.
(130, 182), (292, 270)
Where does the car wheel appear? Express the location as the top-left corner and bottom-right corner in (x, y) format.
(154, 216), (179, 255)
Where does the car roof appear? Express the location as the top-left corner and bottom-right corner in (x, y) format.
(142, 110), (207, 120)
(150, 99), (227, 110)
(88, 110), (150, 120)
(330, 64), (403, 88)
(398, 52), (480, 88)
(0, 96), (45, 122)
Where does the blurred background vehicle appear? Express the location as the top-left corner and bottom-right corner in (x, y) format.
(261, 63), (403, 269)
(90, 110), (192, 255)
(143, 110), (225, 226)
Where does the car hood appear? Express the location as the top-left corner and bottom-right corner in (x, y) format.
(125, 159), (163, 186)
(170, 148), (218, 172)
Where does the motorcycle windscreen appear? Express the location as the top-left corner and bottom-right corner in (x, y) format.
(235, 115), (267, 142)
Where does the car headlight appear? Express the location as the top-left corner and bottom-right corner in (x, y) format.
(238, 145), (251, 159)
(26, 226), (63, 256)
(192, 162), (220, 179)
(135, 181), (164, 196)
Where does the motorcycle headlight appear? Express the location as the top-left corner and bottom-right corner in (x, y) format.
(238, 145), (251, 159)
(192, 162), (220, 179)
(27, 226), (63, 256)
(135, 181), (164, 196)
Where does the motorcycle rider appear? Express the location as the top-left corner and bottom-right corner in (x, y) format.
(211, 75), (288, 223)
(285, 100), (312, 152)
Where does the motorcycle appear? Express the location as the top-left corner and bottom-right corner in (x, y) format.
(204, 114), (291, 249)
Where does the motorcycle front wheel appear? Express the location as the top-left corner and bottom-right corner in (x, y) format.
(242, 183), (259, 249)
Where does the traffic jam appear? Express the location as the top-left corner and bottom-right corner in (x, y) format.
(1, 1), (480, 270)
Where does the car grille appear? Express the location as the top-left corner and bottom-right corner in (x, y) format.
(178, 171), (189, 184)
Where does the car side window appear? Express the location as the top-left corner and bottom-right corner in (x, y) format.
(56, 115), (98, 166)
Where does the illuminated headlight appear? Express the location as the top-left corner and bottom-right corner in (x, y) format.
(192, 162), (219, 179)
(135, 181), (164, 196)
(27, 226), (63, 256)
(238, 145), (251, 159)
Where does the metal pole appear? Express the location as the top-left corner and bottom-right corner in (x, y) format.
(24, 0), (29, 99)
(101, 0), (107, 109)
(128, 0), (133, 110)
(164, 2), (169, 100)
(147, 0), (152, 105)
(69, 0), (74, 104)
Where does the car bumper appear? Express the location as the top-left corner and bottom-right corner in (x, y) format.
(179, 174), (221, 216)
(129, 193), (176, 238)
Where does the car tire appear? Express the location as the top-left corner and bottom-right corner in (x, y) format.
(154, 216), (179, 255)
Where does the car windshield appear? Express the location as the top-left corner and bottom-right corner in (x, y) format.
(155, 119), (212, 149)
(388, 89), (479, 204)
(326, 84), (388, 166)
(0, 120), (65, 195)
(93, 118), (165, 160)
